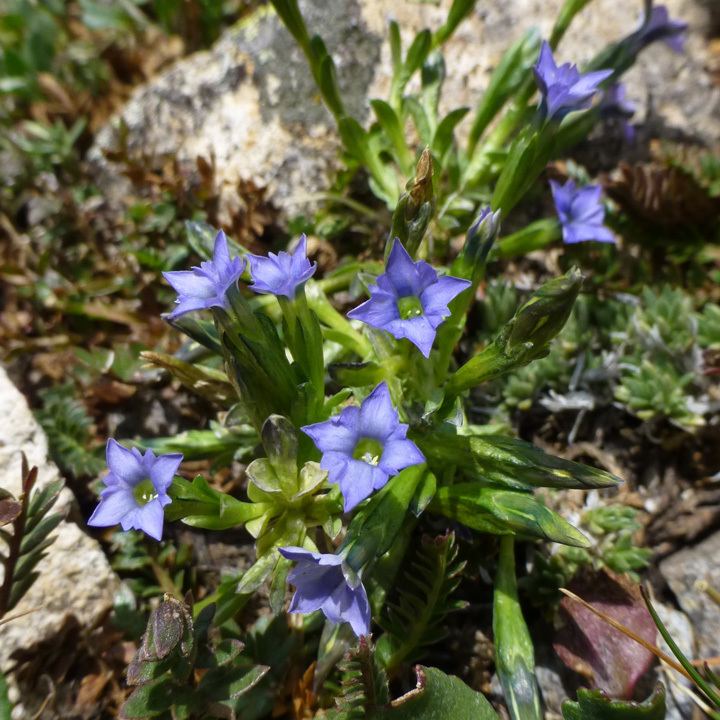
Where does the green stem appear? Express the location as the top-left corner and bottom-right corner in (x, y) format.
(494, 537), (543, 720)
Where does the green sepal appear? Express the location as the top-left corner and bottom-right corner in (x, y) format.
(166, 475), (267, 530)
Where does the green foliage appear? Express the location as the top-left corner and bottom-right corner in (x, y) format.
(614, 287), (709, 430)
(375, 533), (466, 672)
(561, 684), (666, 719)
(35, 384), (104, 478)
(375, 666), (500, 720)
(330, 638), (390, 720)
(526, 503), (651, 603)
(495, 287), (719, 432)
(120, 596), (269, 719)
(699, 303), (720, 349)
(0, 457), (63, 617)
(110, 531), (195, 602)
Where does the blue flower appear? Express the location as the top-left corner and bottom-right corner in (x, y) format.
(248, 234), (317, 299)
(347, 241), (470, 358)
(533, 41), (612, 121)
(599, 83), (636, 143)
(302, 382), (425, 512)
(279, 546), (370, 637)
(163, 230), (245, 320)
(634, 4), (687, 53)
(550, 179), (615, 245)
(88, 440), (182, 541)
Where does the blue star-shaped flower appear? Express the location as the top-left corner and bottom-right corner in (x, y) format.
(533, 41), (612, 121)
(550, 179), (615, 245)
(347, 241), (470, 358)
(279, 546), (370, 637)
(599, 83), (636, 143)
(634, 4), (688, 53)
(163, 230), (245, 320)
(88, 440), (183, 540)
(248, 234), (317, 299)
(302, 382), (425, 512)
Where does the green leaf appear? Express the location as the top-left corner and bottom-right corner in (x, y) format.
(433, 0), (478, 47)
(404, 30), (433, 84)
(494, 218), (562, 258)
(338, 117), (398, 206)
(344, 465), (434, 566)
(430, 484), (590, 547)
(561, 684), (667, 719)
(317, 44), (345, 118)
(491, 126), (557, 214)
(270, 0), (311, 54)
(371, 99), (414, 174)
(431, 108), (469, 164)
(404, 96), (433, 146)
(19, 513), (62, 556)
(120, 676), (184, 719)
(467, 29), (541, 151)
(376, 533), (466, 672)
(420, 432), (619, 491)
(375, 666), (499, 719)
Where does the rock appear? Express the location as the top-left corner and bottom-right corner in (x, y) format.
(659, 530), (720, 658)
(535, 663), (566, 719)
(0, 366), (118, 674)
(91, 0), (719, 223)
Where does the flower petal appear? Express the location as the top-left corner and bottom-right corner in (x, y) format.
(149, 453), (183, 493)
(136, 498), (165, 540)
(357, 383), (396, 436)
(385, 240), (422, 297)
(88, 488), (136, 528)
(106, 439), (145, 484)
(379, 438), (425, 475)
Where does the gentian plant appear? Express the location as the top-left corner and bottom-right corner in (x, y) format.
(84, 1), (695, 717)
(90, 190), (620, 718)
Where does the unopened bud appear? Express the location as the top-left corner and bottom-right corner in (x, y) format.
(388, 148), (435, 257)
(506, 266), (582, 358)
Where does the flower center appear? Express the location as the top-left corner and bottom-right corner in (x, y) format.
(352, 438), (384, 465)
(397, 295), (423, 320)
(132, 478), (158, 506)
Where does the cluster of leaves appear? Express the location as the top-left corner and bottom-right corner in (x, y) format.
(526, 503), (651, 605)
(0, 0), (269, 487)
(120, 595), (269, 720)
(0, 455), (63, 619)
(487, 284), (719, 433)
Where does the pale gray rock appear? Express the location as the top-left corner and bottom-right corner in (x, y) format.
(659, 530), (720, 658)
(91, 0), (719, 223)
(0, 366), (118, 675)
